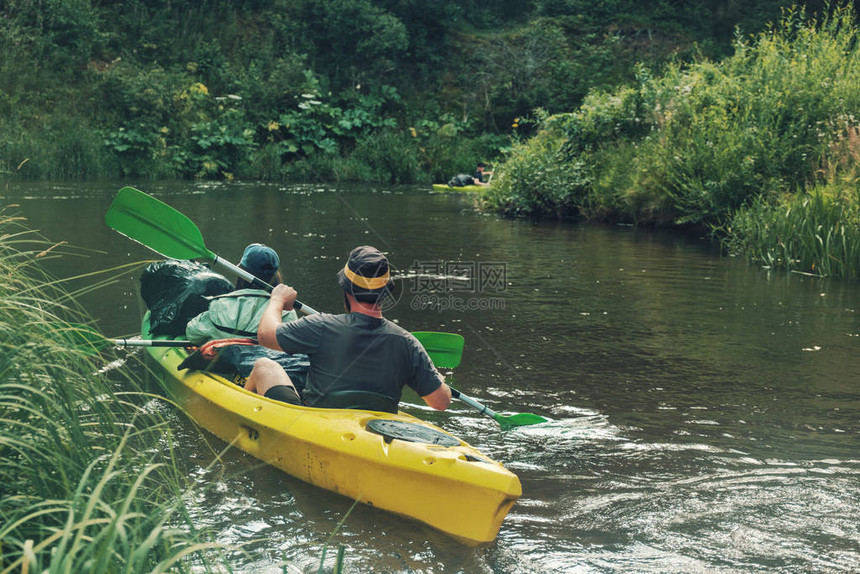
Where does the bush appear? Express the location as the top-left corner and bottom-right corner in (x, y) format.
(491, 5), (860, 233)
(418, 122), (509, 184)
(484, 114), (591, 218)
(627, 6), (860, 225)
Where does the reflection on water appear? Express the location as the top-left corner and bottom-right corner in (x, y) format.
(5, 180), (859, 572)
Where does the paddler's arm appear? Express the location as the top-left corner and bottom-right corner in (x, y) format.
(258, 284), (297, 351)
(421, 379), (452, 411)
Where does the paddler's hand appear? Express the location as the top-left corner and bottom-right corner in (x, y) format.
(270, 284), (298, 311)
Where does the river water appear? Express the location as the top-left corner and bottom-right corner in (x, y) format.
(5, 180), (859, 573)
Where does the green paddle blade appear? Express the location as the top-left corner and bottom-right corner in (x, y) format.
(411, 331), (464, 369)
(105, 186), (215, 261)
(494, 412), (549, 429)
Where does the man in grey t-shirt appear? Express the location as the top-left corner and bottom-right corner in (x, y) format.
(247, 245), (452, 411)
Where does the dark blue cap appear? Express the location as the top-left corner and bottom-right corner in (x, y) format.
(239, 243), (279, 281)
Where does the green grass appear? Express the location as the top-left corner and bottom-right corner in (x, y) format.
(723, 183), (860, 278)
(0, 211), (221, 572)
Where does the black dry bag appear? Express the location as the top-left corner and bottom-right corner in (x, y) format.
(140, 259), (233, 335)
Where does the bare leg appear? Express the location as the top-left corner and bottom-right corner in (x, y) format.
(245, 357), (298, 400)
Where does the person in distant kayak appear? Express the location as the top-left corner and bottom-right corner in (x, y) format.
(185, 243), (297, 344)
(248, 245), (452, 411)
(472, 162), (493, 185)
(447, 162), (493, 187)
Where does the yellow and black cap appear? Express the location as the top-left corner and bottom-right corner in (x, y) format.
(336, 245), (394, 303)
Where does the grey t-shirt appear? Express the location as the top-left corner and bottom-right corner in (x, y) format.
(275, 312), (442, 405)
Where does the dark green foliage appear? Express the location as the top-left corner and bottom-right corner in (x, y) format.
(2, 0), (101, 74)
(300, 0), (409, 84)
(352, 130), (421, 184)
(0, 0), (830, 181)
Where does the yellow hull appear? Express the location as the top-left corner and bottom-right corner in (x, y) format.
(142, 319), (521, 544)
(431, 183), (487, 193)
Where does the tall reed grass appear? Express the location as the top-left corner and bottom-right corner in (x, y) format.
(0, 211), (220, 572)
(723, 184), (860, 278)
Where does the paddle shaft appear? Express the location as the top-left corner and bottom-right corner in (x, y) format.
(111, 334), (488, 417)
(112, 338), (195, 348)
(110, 337), (510, 424)
(450, 388), (499, 419)
(114, 330), (485, 413)
(214, 256), (318, 315)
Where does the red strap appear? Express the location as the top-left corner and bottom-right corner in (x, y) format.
(198, 338), (257, 359)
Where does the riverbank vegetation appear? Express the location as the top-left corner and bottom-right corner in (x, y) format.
(0, 214), (223, 571)
(1, 0), (812, 183)
(486, 6), (860, 278)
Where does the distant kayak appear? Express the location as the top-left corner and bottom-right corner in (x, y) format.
(432, 183), (489, 193)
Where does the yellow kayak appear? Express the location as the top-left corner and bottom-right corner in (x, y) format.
(141, 315), (521, 545)
(431, 183), (488, 193)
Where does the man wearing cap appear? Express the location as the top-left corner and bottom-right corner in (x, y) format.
(185, 243), (296, 344)
(472, 162), (493, 185)
(253, 245), (452, 411)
